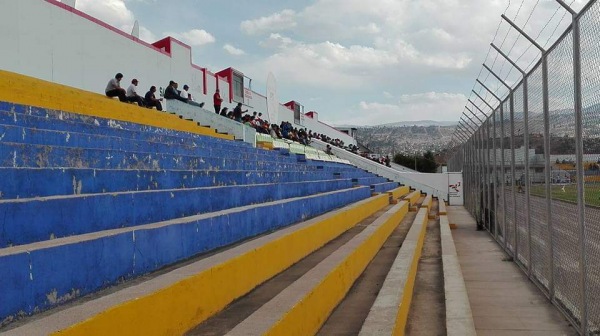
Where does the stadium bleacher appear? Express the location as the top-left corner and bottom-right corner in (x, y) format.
(0, 80), (401, 325)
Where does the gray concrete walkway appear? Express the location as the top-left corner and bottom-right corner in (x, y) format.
(447, 206), (577, 336)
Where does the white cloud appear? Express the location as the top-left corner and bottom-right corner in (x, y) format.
(259, 33), (294, 49)
(342, 92), (467, 125)
(240, 9), (297, 35)
(73, 0), (160, 42)
(137, 26), (157, 42)
(165, 29), (215, 46)
(75, 0), (134, 28)
(223, 44), (246, 56)
(356, 23), (381, 34)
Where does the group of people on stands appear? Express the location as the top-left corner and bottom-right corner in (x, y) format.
(370, 155), (391, 167)
(105, 73), (205, 111)
(106, 73), (363, 155)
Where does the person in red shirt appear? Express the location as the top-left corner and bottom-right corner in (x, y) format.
(213, 89), (223, 114)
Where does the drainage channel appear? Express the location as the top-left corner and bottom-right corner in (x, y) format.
(406, 199), (446, 336)
(316, 198), (422, 336)
(185, 206), (394, 336)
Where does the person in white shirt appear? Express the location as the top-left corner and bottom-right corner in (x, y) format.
(180, 84), (205, 108)
(125, 79), (144, 106)
(105, 73), (126, 102)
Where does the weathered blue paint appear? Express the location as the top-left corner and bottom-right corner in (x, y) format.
(0, 179), (355, 247)
(0, 187), (370, 322)
(0, 102), (250, 147)
(0, 101), (394, 327)
(371, 182), (401, 193)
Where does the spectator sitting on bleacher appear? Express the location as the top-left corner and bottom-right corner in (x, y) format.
(180, 84), (205, 108)
(270, 124), (282, 139)
(219, 107), (228, 117)
(326, 144), (333, 155)
(261, 121), (270, 135)
(298, 128), (307, 142)
(233, 103), (247, 122)
(280, 121), (292, 139)
(144, 86), (163, 111)
(164, 81), (187, 102)
(105, 73), (127, 102)
(242, 114), (252, 126)
(125, 79), (145, 107)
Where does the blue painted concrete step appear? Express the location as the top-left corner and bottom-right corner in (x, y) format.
(372, 182), (401, 193)
(354, 177), (390, 185)
(0, 179), (354, 247)
(0, 111), (278, 158)
(0, 186), (371, 323)
(0, 168), (341, 199)
(0, 142), (309, 171)
(0, 123), (297, 164)
(0, 101), (246, 147)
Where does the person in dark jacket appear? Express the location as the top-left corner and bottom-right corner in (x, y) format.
(144, 86), (163, 111)
(164, 81), (187, 102)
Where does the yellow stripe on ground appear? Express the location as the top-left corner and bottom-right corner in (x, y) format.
(0, 70), (233, 141)
(265, 201), (409, 336)
(394, 208), (429, 336)
(52, 194), (390, 336)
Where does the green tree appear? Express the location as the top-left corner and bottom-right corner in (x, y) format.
(393, 151), (438, 173)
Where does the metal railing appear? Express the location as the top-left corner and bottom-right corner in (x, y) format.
(448, 0), (600, 334)
(310, 139), (450, 201)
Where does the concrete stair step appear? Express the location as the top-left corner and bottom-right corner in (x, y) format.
(0, 191), (386, 335)
(359, 204), (430, 335)
(0, 167), (338, 199)
(0, 123), (294, 162)
(0, 141), (306, 171)
(0, 108), (253, 155)
(227, 200), (410, 336)
(0, 100), (233, 143)
(0, 179), (356, 247)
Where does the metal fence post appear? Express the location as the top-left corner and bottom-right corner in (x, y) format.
(492, 110), (498, 241)
(571, 11), (589, 334)
(500, 103), (507, 250)
(522, 76), (532, 276)
(477, 80), (505, 245)
(541, 53), (555, 300)
(509, 93), (518, 258)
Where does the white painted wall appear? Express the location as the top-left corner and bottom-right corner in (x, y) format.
(0, 0), (356, 145)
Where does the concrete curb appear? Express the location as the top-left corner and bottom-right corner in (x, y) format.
(359, 206), (429, 336)
(439, 200), (447, 215)
(227, 201), (409, 336)
(387, 186), (410, 201)
(420, 194), (433, 212)
(402, 190), (421, 207)
(440, 215), (476, 336)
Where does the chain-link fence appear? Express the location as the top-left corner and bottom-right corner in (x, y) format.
(447, 1), (600, 334)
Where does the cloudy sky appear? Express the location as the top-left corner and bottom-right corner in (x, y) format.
(69, 0), (587, 126)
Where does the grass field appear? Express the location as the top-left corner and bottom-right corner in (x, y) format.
(527, 183), (600, 207)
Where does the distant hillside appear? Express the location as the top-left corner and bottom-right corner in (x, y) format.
(354, 124), (456, 156)
(335, 120), (458, 128)
(377, 120), (457, 127)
